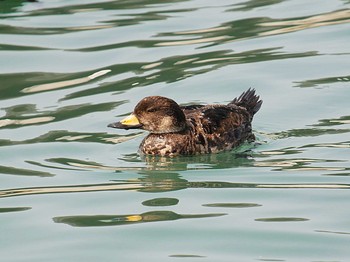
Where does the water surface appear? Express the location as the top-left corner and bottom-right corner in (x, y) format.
(1, 0), (350, 261)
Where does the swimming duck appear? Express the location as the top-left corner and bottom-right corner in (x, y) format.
(108, 88), (262, 156)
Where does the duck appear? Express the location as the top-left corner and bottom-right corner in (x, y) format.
(108, 88), (262, 156)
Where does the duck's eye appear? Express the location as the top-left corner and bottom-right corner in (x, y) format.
(146, 108), (158, 113)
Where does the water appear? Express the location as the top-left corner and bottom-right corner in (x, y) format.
(1, 0), (350, 261)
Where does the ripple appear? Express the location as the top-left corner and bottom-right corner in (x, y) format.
(0, 165), (53, 177)
(1, 181), (349, 199)
(256, 259), (285, 262)
(142, 197), (179, 207)
(202, 203), (262, 208)
(21, 69), (111, 93)
(255, 217), (309, 222)
(169, 254), (206, 258)
(0, 101), (121, 130)
(315, 230), (350, 236)
(0, 116), (55, 128)
(0, 207), (31, 213)
(253, 157), (348, 172)
(155, 35), (230, 47)
(258, 9), (350, 37)
(295, 74), (350, 88)
(1, 1), (350, 261)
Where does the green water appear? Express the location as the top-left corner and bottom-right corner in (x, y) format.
(1, 0), (350, 261)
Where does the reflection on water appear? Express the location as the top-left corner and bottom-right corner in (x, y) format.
(0, 164), (54, 177)
(253, 158), (347, 171)
(1, 0), (350, 261)
(0, 130), (141, 148)
(156, 9), (350, 47)
(21, 70), (111, 93)
(1, 179), (348, 199)
(258, 9), (350, 37)
(313, 115), (350, 127)
(0, 100), (122, 131)
(315, 230), (350, 236)
(53, 210), (226, 227)
(142, 197), (179, 207)
(272, 126), (350, 138)
(169, 254), (206, 258)
(0, 207), (31, 213)
(255, 217), (309, 222)
(0, 116), (55, 128)
(202, 203), (261, 208)
(295, 74), (350, 88)
(20, 147), (256, 173)
(16, 143), (348, 175)
(229, 0), (284, 12)
(0, 47), (317, 102)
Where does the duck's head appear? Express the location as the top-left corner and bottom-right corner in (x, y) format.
(108, 96), (187, 134)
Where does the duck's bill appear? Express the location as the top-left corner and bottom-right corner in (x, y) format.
(108, 114), (143, 130)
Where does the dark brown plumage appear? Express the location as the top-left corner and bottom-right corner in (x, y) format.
(108, 88), (262, 156)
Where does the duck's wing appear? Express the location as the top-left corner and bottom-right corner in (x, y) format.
(180, 104), (206, 113)
(200, 106), (251, 134)
(184, 104), (252, 135)
(185, 105), (254, 151)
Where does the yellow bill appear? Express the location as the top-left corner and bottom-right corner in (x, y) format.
(108, 113), (142, 130)
(120, 114), (140, 126)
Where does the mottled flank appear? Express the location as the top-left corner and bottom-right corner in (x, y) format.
(108, 88), (262, 156)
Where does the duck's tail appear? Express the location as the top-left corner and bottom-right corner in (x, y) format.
(229, 88), (262, 115)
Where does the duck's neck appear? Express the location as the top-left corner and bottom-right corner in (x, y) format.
(149, 123), (188, 134)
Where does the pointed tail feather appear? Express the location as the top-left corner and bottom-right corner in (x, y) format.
(229, 88), (262, 115)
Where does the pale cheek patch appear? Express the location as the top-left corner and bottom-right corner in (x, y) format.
(160, 117), (173, 129)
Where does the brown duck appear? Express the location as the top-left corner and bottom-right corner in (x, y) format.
(108, 88), (262, 156)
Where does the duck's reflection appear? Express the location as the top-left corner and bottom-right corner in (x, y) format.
(1, 174), (349, 199)
(53, 210), (226, 227)
(118, 144), (258, 171)
(34, 147), (256, 173)
(0, 171), (238, 198)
